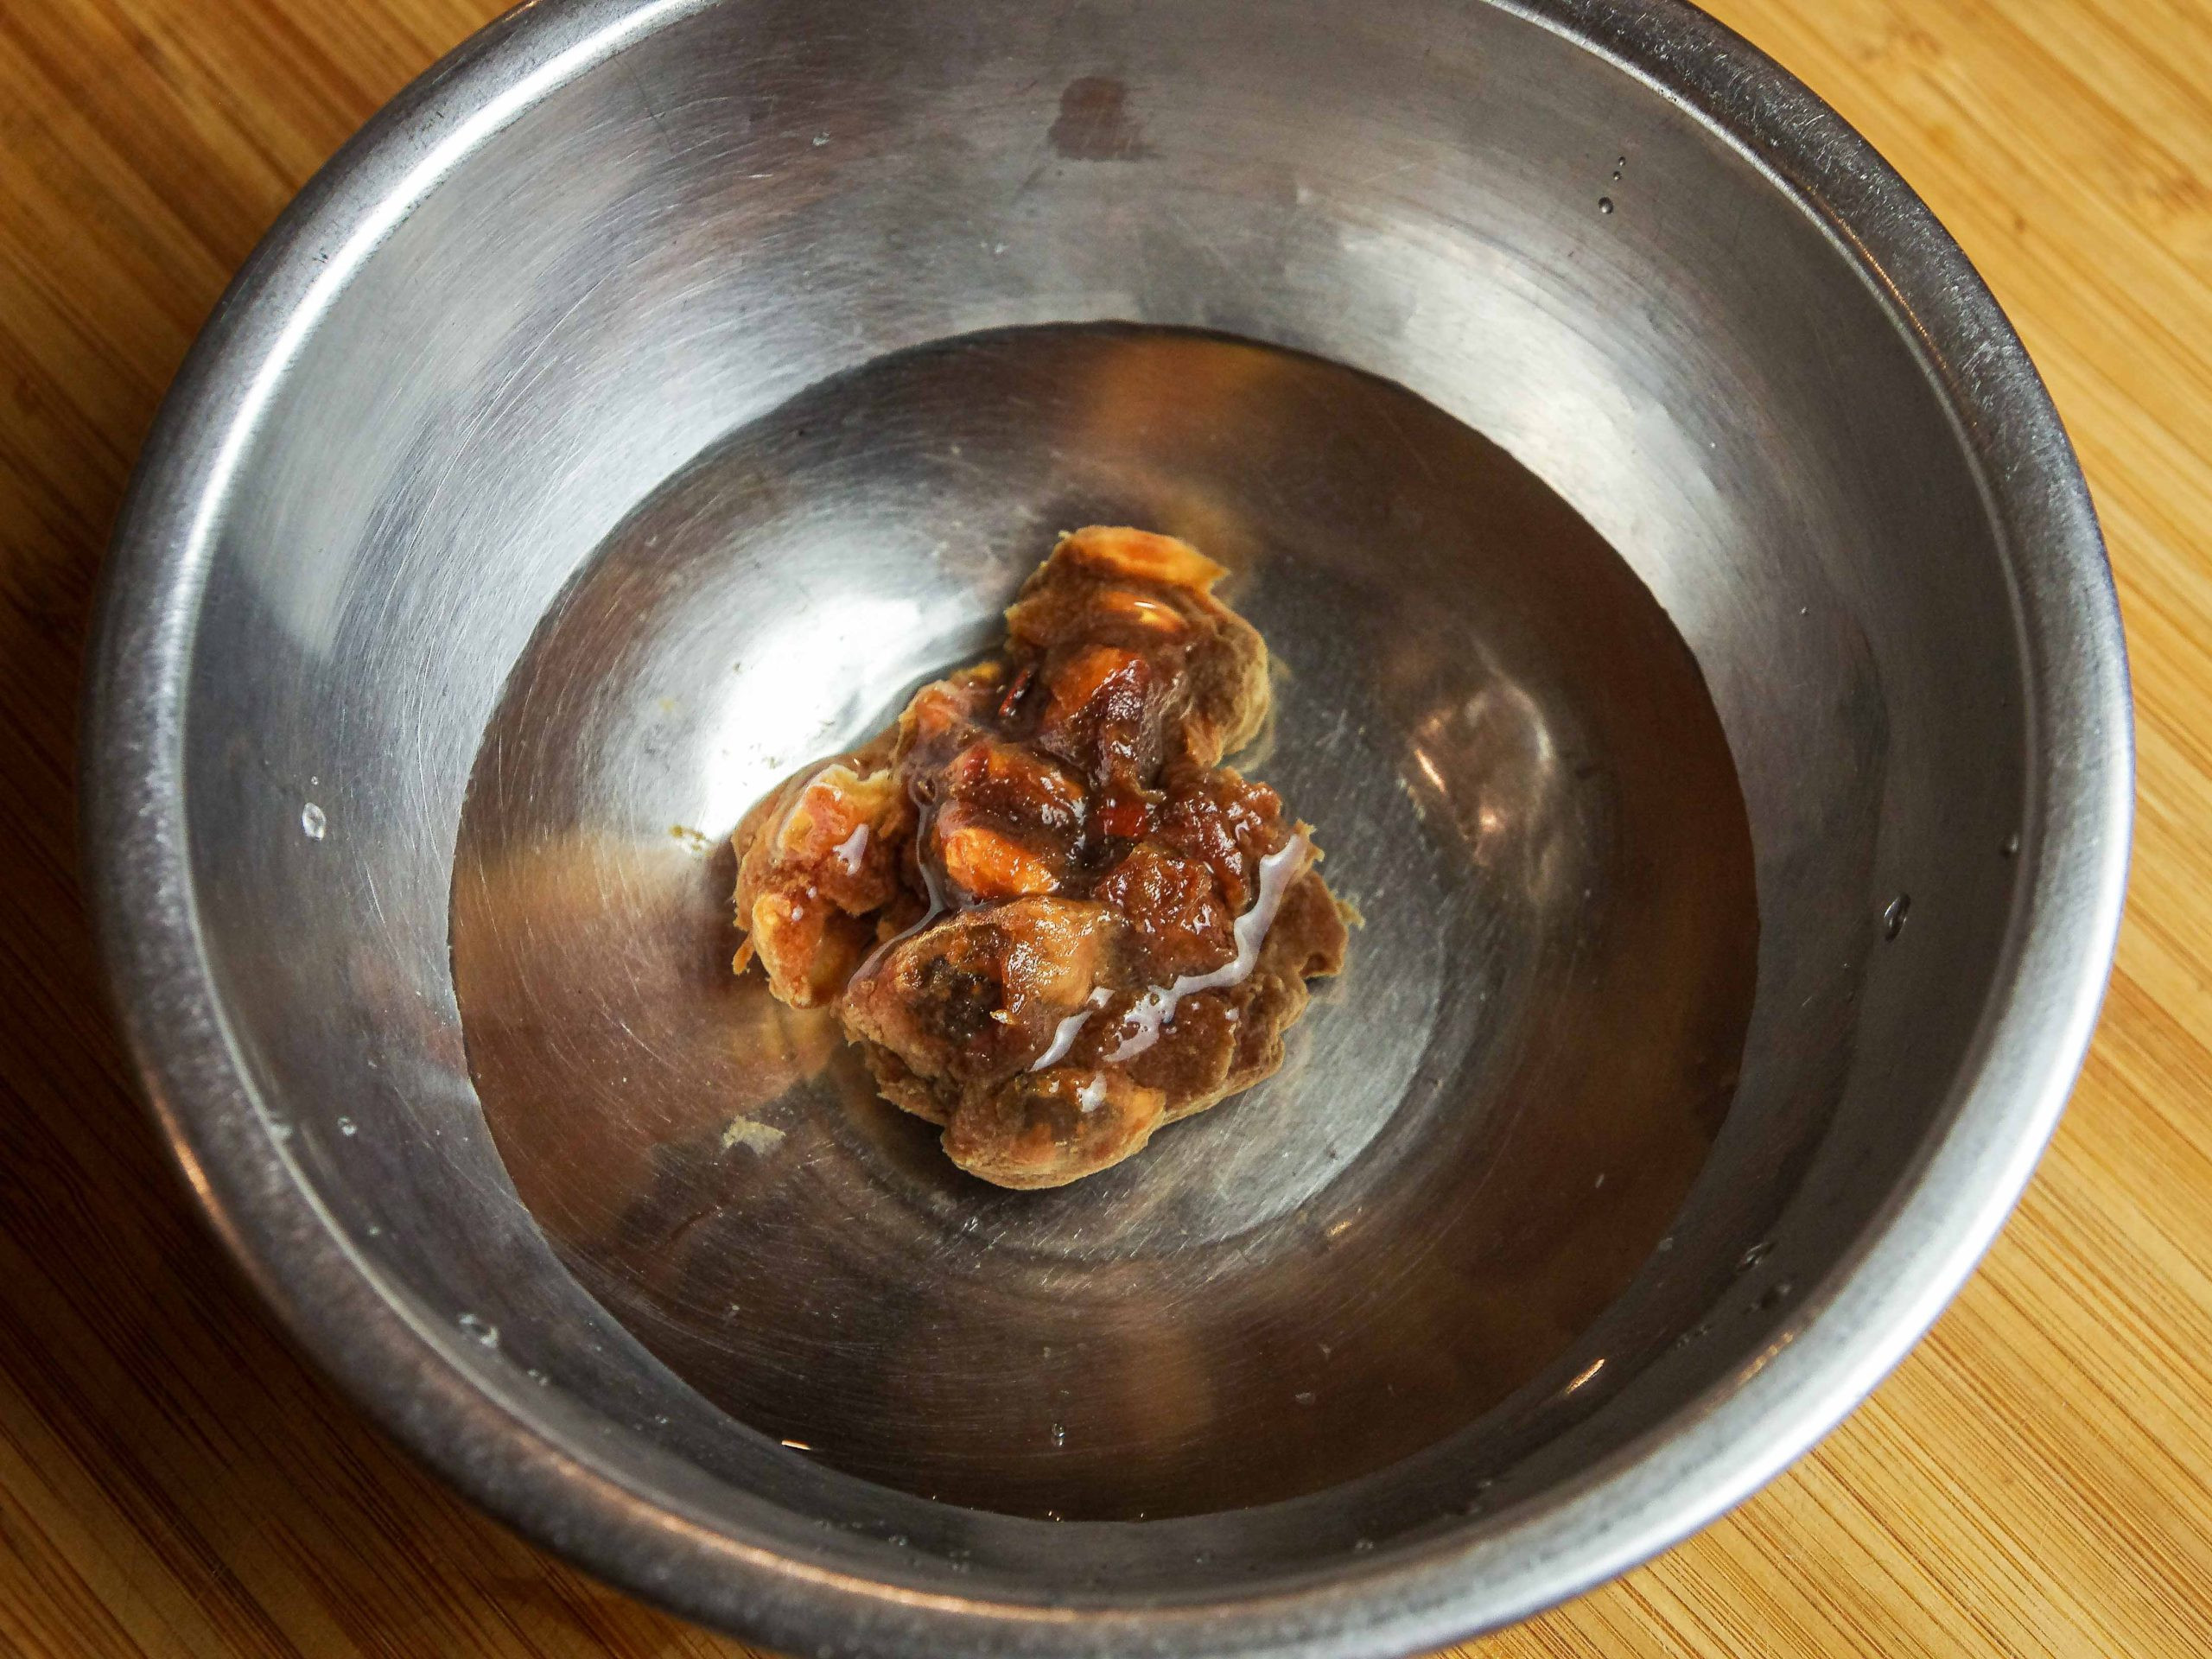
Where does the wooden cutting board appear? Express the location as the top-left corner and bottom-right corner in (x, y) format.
(2, 1), (2206, 1653)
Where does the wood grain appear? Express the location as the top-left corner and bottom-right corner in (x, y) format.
(1, 0), (2205, 1654)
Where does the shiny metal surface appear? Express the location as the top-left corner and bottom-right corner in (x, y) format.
(80, 0), (2132, 1653)
(452, 325), (1761, 1522)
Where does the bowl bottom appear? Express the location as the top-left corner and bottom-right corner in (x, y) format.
(449, 324), (1757, 1520)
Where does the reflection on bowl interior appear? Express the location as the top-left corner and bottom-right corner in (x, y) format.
(451, 325), (1758, 1520)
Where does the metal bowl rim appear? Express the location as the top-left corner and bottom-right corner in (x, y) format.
(78, 0), (2133, 1652)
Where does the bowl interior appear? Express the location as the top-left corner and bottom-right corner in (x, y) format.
(162, 0), (2030, 1600)
(450, 323), (1760, 1521)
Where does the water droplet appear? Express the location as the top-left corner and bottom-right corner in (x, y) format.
(1294, 1390), (1317, 1407)
(337, 1116), (357, 1137)
(525, 1368), (550, 1386)
(887, 1535), (907, 1548)
(301, 802), (327, 840)
(1353, 1538), (1375, 1554)
(1882, 893), (1910, 940)
(1049, 1422), (1066, 1446)
(1755, 1278), (1796, 1312)
(2001, 832), (2021, 858)
(1738, 1240), (1773, 1273)
(1656, 1235), (1675, 1252)
(1598, 195), (1615, 214)
(811, 131), (830, 146)
(457, 1313), (499, 1349)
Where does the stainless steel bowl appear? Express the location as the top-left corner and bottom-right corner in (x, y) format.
(82, 0), (2132, 1652)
